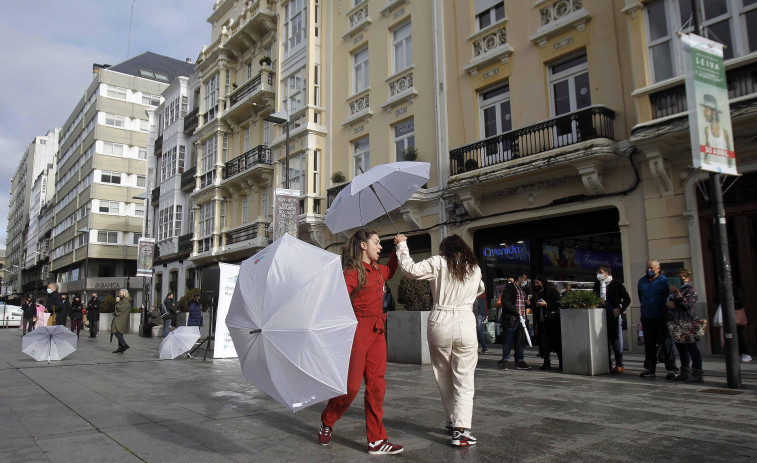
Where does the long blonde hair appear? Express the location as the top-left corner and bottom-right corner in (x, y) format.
(342, 228), (379, 299)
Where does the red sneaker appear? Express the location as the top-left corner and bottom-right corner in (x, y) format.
(367, 439), (404, 455)
(318, 424), (332, 445)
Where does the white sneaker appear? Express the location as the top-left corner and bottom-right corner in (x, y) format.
(740, 354), (752, 363)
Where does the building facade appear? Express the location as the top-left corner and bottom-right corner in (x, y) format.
(22, 164), (57, 300)
(50, 53), (194, 304)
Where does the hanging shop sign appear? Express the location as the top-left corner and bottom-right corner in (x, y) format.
(273, 188), (301, 240)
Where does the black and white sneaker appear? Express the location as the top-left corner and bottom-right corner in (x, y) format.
(451, 429), (477, 447)
(367, 439), (404, 455)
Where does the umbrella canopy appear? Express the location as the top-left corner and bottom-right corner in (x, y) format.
(22, 325), (78, 363)
(325, 161), (430, 234)
(159, 326), (201, 359)
(226, 234), (357, 412)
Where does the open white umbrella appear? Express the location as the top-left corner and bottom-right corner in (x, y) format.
(22, 325), (78, 363)
(159, 326), (201, 359)
(325, 161), (430, 234)
(225, 234), (357, 412)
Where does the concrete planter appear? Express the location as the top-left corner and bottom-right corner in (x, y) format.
(129, 313), (141, 333)
(560, 308), (609, 376)
(386, 310), (430, 365)
(99, 313), (113, 331)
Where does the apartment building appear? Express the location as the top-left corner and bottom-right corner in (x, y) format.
(51, 52), (194, 304)
(5, 128), (59, 301)
(22, 164), (57, 300)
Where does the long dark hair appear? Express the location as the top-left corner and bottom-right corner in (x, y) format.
(342, 228), (379, 299)
(439, 234), (478, 282)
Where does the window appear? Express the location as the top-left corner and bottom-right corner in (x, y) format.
(393, 119), (415, 161)
(393, 22), (412, 73)
(220, 201), (227, 229)
(204, 73), (220, 119)
(107, 86), (128, 100)
(142, 93), (161, 106)
(283, 67), (306, 112)
(222, 134), (229, 163)
(199, 202), (214, 237)
(175, 205), (183, 237)
(247, 62), (253, 80)
(97, 231), (118, 243)
(314, 65), (321, 106)
(353, 48), (369, 94)
(135, 204), (145, 217)
(201, 137), (217, 173)
(100, 170), (122, 184)
(284, 0), (306, 56)
(104, 113), (126, 128)
(181, 96), (188, 117)
(102, 142), (125, 156)
(479, 83), (512, 164)
(476, 0), (505, 30)
(550, 54), (591, 116)
(243, 127), (251, 151)
(140, 119), (149, 132)
(138, 148), (147, 159)
(242, 196), (249, 223)
(99, 200), (120, 214)
(312, 150), (320, 195)
(136, 175), (146, 188)
(282, 153), (305, 191)
(132, 233), (142, 245)
(353, 137), (370, 177)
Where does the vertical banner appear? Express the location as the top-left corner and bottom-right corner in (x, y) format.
(214, 262), (240, 358)
(136, 238), (156, 277)
(681, 33), (737, 175)
(273, 188), (300, 240)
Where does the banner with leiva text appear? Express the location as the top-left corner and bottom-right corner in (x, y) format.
(214, 263), (240, 359)
(681, 33), (737, 175)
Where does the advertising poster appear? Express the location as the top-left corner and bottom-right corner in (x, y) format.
(136, 238), (155, 277)
(273, 188), (300, 240)
(681, 33), (737, 175)
(214, 263), (240, 359)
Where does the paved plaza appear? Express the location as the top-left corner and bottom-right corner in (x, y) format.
(1, 327), (756, 462)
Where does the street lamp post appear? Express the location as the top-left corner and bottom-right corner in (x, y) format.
(133, 192), (151, 334)
(2, 266), (18, 329)
(264, 111), (290, 189)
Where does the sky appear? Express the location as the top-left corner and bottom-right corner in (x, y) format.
(0, 0), (213, 247)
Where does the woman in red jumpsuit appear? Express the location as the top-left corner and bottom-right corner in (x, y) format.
(319, 228), (404, 455)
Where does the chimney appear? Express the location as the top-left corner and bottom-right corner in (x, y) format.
(92, 63), (111, 76)
(186, 58), (192, 63)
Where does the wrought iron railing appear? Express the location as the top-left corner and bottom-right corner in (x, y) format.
(178, 233), (193, 254)
(229, 75), (262, 107)
(223, 145), (272, 179)
(199, 170), (216, 189)
(181, 166), (196, 190)
(183, 107), (199, 134)
(154, 135), (163, 153)
(225, 224), (258, 245)
(327, 182), (350, 208)
(448, 105), (616, 176)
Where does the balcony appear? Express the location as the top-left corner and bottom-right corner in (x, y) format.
(178, 233), (193, 254)
(154, 135), (163, 153)
(649, 60), (757, 119)
(183, 107), (199, 134)
(327, 182), (350, 208)
(225, 223), (258, 246)
(219, 1), (276, 54)
(463, 23), (513, 76)
(449, 105), (615, 176)
(181, 166), (196, 191)
(151, 187), (160, 205)
(223, 145), (272, 179)
(225, 70), (276, 123)
(529, 0), (591, 47)
(343, 2), (371, 40)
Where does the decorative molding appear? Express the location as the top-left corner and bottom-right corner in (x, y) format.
(462, 23), (513, 76)
(308, 224), (326, 248)
(400, 204), (422, 230)
(342, 93), (373, 127)
(342, 4), (371, 40)
(381, 71), (417, 112)
(488, 177), (571, 204)
(646, 149), (674, 195)
(574, 161), (606, 195)
(621, 0), (644, 18)
(458, 192), (483, 218)
(529, 0), (590, 47)
(379, 0), (408, 17)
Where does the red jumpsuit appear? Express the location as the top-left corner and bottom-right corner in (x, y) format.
(321, 252), (398, 443)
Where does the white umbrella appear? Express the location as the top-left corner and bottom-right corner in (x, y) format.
(22, 325), (78, 363)
(225, 234), (357, 412)
(325, 161), (430, 234)
(158, 326), (201, 359)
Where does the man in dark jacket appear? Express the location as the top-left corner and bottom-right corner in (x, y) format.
(22, 296), (36, 334)
(69, 296), (84, 337)
(87, 293), (101, 337)
(45, 283), (65, 325)
(60, 294), (71, 327)
(496, 273), (531, 371)
(162, 292), (177, 338)
(594, 265), (632, 373)
(638, 260), (677, 378)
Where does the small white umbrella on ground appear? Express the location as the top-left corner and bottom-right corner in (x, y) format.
(325, 161), (430, 234)
(159, 326), (201, 359)
(226, 234), (357, 412)
(22, 325), (78, 363)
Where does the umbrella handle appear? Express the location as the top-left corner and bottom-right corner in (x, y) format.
(250, 329), (262, 334)
(368, 185), (400, 234)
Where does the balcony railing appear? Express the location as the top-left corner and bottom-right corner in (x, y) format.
(229, 75), (261, 107)
(223, 145), (272, 179)
(183, 107), (199, 134)
(327, 182), (350, 208)
(449, 105), (615, 176)
(178, 233), (193, 254)
(154, 135), (163, 153)
(650, 60), (757, 119)
(199, 170), (216, 189)
(181, 166), (196, 190)
(151, 187), (160, 205)
(225, 223), (258, 246)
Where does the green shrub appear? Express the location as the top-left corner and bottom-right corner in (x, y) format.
(100, 295), (116, 313)
(331, 171), (346, 184)
(396, 277), (433, 311)
(560, 290), (600, 309)
(402, 146), (418, 161)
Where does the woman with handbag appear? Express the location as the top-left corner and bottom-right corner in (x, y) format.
(534, 276), (562, 370)
(666, 269), (704, 383)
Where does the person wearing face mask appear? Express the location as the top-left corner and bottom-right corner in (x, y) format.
(533, 276), (562, 370)
(593, 265), (631, 373)
(495, 272), (532, 371)
(637, 260), (677, 378)
(69, 296), (84, 337)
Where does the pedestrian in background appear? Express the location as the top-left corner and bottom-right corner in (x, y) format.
(187, 294), (203, 327)
(638, 260), (677, 378)
(319, 228), (403, 455)
(733, 283), (752, 363)
(87, 293), (100, 338)
(70, 296), (83, 337)
(534, 276), (562, 371)
(382, 286), (396, 313)
(666, 269), (704, 383)
(45, 284), (64, 325)
(496, 272), (531, 371)
(395, 233), (484, 447)
(111, 289), (131, 353)
(162, 292), (177, 337)
(21, 296), (36, 335)
(594, 265), (631, 373)
(60, 294), (71, 327)
(475, 292), (489, 354)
